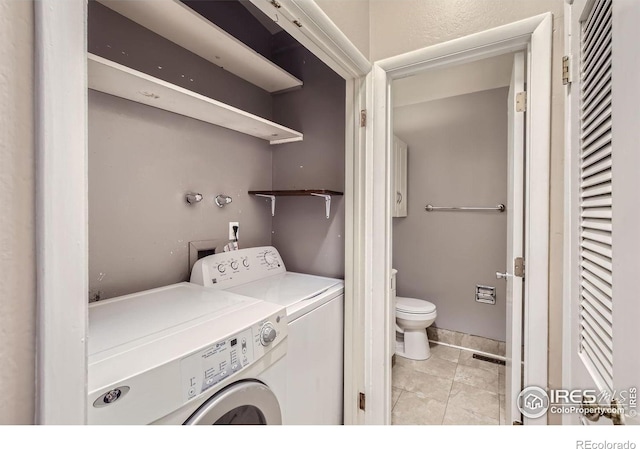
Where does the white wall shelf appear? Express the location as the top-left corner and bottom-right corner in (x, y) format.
(98, 0), (303, 93)
(88, 54), (303, 145)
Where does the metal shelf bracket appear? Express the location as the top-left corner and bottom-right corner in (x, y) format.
(255, 194), (276, 216)
(310, 193), (332, 219)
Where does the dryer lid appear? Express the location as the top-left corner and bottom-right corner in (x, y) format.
(88, 282), (257, 357)
(396, 296), (436, 313)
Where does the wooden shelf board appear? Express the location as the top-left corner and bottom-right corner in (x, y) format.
(88, 54), (303, 144)
(98, 0), (302, 93)
(249, 190), (344, 196)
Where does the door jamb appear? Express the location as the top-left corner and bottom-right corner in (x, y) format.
(367, 13), (553, 424)
(34, 0), (89, 424)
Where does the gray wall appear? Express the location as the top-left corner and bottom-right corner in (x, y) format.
(0, 0), (35, 424)
(393, 88), (508, 341)
(88, 2), (272, 119)
(271, 46), (346, 279)
(88, 4), (346, 298)
(88, 2), (274, 300)
(89, 92), (274, 300)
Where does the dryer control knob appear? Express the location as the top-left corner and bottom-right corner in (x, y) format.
(260, 323), (277, 346)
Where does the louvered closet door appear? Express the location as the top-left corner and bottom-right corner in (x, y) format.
(579, 0), (613, 393)
(567, 0), (640, 425)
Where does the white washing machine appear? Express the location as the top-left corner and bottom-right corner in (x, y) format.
(191, 246), (344, 425)
(88, 282), (287, 425)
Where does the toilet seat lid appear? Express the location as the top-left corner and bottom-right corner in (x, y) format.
(396, 296), (436, 314)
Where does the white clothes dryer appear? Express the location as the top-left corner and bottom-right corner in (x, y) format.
(88, 282), (287, 425)
(191, 246), (344, 425)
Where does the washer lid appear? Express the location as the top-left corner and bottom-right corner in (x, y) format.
(227, 272), (342, 308)
(396, 296), (437, 314)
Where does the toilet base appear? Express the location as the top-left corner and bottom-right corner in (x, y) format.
(395, 328), (431, 360)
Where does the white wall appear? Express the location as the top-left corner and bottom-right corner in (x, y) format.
(369, 0), (563, 60)
(315, 0), (370, 59)
(0, 0), (36, 424)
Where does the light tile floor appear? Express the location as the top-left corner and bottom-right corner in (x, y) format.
(392, 343), (506, 425)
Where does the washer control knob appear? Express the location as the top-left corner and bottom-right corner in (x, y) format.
(242, 258), (250, 268)
(263, 251), (277, 266)
(260, 322), (277, 346)
(217, 264), (226, 273)
(230, 261), (239, 270)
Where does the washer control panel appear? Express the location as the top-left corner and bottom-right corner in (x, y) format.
(179, 312), (284, 402)
(190, 246), (287, 289)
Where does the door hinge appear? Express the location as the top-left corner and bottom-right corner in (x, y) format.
(270, 0), (281, 8)
(359, 392), (366, 411)
(514, 257), (525, 278)
(360, 109), (367, 127)
(513, 420), (523, 425)
(515, 92), (527, 112)
(562, 55), (571, 85)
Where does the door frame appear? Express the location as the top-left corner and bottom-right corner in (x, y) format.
(34, 0), (89, 424)
(366, 13), (553, 424)
(35, 0), (370, 424)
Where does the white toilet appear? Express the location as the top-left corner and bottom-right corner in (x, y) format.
(392, 269), (438, 360)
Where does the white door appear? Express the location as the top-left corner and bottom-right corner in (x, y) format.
(504, 51), (526, 425)
(565, 0), (639, 425)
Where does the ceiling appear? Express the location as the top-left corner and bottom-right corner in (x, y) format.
(393, 53), (515, 109)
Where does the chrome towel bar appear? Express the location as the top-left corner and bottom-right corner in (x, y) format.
(424, 204), (506, 212)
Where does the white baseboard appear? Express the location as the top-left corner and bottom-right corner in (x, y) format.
(430, 340), (507, 362)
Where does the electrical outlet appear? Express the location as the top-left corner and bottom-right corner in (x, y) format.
(229, 222), (239, 240)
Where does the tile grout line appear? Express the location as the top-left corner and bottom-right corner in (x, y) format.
(394, 346), (502, 425)
(391, 390), (399, 415)
(440, 360), (460, 425)
(394, 357), (499, 425)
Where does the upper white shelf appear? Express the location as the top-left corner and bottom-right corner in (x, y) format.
(88, 54), (303, 145)
(98, 0), (303, 93)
